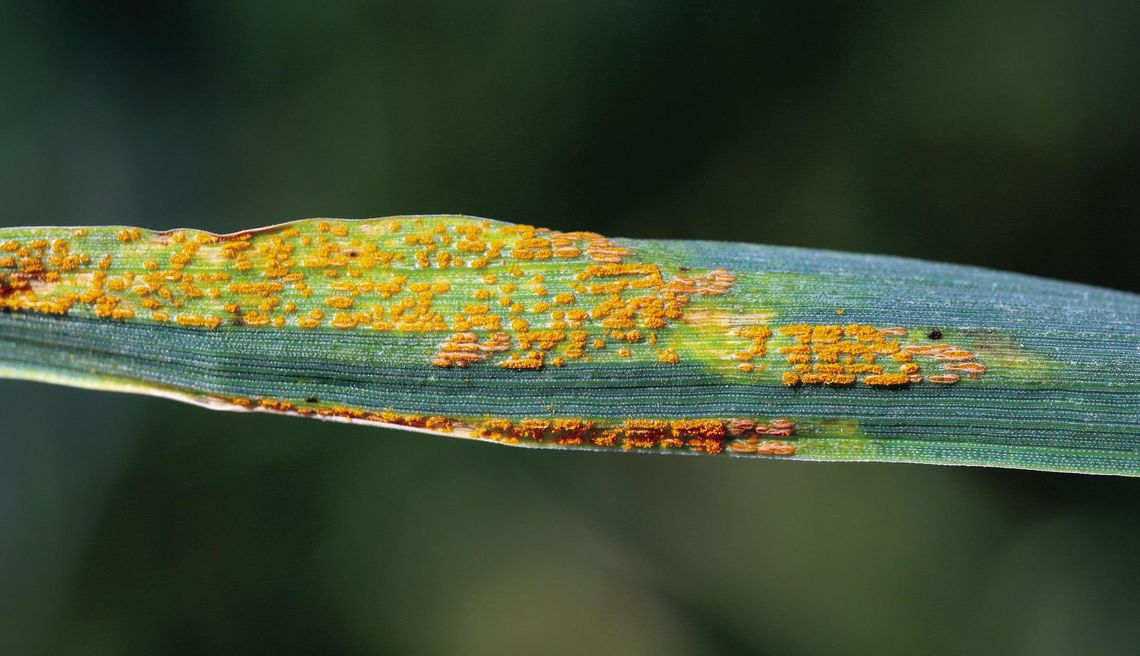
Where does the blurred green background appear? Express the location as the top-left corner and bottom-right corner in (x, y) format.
(1, 2), (1138, 654)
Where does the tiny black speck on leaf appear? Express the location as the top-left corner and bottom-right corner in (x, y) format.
(929, 330), (943, 340)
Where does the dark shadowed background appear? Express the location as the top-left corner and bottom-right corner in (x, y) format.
(1, 2), (1138, 654)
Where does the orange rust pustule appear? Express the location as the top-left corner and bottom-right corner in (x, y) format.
(234, 395), (456, 434)
(426, 229), (735, 370)
(1, 221), (991, 389)
(231, 394), (798, 456)
(0, 276), (22, 300)
(243, 401), (793, 456)
(1, 220), (738, 370)
(461, 415), (797, 456)
(777, 324), (985, 387)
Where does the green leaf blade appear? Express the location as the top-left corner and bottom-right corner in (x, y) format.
(1, 216), (1137, 475)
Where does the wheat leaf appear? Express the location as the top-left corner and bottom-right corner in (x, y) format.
(1, 216), (1136, 475)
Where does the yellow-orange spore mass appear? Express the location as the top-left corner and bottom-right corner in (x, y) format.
(773, 324), (984, 387)
(0, 218), (985, 392)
